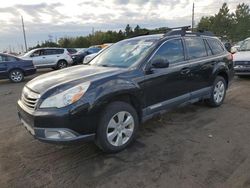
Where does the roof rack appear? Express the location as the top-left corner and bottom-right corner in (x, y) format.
(164, 26), (214, 37)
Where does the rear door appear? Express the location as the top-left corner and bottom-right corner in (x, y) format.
(141, 38), (191, 114)
(43, 49), (58, 66)
(184, 37), (214, 98)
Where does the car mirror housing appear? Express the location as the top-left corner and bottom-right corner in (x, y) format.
(151, 58), (169, 68)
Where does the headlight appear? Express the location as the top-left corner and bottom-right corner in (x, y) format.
(40, 82), (90, 108)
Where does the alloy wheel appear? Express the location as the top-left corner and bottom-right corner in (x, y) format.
(213, 80), (225, 104)
(106, 111), (135, 147)
(11, 71), (23, 82)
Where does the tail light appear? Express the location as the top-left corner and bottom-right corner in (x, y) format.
(227, 53), (233, 61)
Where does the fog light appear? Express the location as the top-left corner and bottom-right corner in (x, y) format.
(44, 129), (77, 140)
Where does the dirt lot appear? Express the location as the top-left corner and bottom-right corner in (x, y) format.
(0, 70), (250, 188)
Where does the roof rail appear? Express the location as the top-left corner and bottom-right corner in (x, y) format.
(164, 26), (214, 37)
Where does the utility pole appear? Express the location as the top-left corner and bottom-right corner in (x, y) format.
(191, 2), (195, 32)
(21, 16), (28, 52)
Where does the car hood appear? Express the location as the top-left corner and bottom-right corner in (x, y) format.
(233, 51), (250, 61)
(26, 65), (124, 94)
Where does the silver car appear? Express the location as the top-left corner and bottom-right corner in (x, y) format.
(22, 48), (73, 69)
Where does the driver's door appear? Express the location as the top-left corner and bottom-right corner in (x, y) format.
(30, 50), (44, 67)
(141, 38), (191, 115)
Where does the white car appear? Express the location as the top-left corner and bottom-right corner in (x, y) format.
(233, 38), (250, 76)
(83, 53), (98, 64)
(22, 48), (73, 69)
(231, 41), (243, 53)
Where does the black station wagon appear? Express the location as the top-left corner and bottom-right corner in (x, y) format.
(17, 27), (234, 153)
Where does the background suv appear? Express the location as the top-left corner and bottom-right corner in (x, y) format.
(233, 37), (250, 77)
(17, 27), (234, 153)
(22, 48), (73, 70)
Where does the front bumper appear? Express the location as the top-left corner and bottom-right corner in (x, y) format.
(17, 100), (97, 144)
(234, 66), (250, 75)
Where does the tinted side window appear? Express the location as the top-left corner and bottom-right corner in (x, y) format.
(185, 37), (207, 59)
(67, 48), (77, 54)
(207, 38), (225, 55)
(6, 56), (18, 61)
(151, 39), (185, 64)
(204, 40), (213, 56)
(0, 55), (4, 62)
(44, 49), (55, 55)
(55, 49), (64, 54)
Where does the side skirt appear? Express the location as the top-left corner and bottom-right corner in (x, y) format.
(141, 87), (212, 123)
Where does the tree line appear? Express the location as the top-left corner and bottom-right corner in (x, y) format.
(31, 2), (250, 50)
(31, 25), (168, 50)
(197, 3), (250, 42)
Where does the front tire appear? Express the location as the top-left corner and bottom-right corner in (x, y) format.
(96, 101), (139, 153)
(9, 69), (24, 83)
(206, 76), (227, 107)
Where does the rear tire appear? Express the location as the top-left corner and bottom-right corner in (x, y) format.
(206, 76), (227, 107)
(55, 60), (68, 70)
(95, 101), (139, 153)
(9, 69), (24, 83)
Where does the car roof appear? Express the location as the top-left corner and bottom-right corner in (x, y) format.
(0, 52), (18, 58)
(124, 34), (164, 42)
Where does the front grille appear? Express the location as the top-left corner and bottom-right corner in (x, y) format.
(21, 87), (40, 110)
(234, 61), (250, 66)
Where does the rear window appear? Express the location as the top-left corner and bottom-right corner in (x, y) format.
(67, 48), (77, 54)
(207, 38), (225, 55)
(0, 55), (18, 62)
(185, 37), (207, 59)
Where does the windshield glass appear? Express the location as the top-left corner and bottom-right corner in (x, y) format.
(239, 39), (250, 51)
(89, 38), (157, 68)
(22, 49), (36, 57)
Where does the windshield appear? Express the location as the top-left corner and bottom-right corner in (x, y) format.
(22, 49), (37, 57)
(239, 39), (250, 51)
(89, 38), (157, 68)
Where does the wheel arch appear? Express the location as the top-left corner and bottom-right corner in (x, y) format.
(216, 71), (229, 89)
(94, 92), (143, 123)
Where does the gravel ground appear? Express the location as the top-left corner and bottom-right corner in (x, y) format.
(0, 69), (250, 188)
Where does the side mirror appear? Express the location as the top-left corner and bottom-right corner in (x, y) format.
(30, 54), (34, 57)
(151, 58), (169, 68)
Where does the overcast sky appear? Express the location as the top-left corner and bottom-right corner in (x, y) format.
(0, 0), (248, 52)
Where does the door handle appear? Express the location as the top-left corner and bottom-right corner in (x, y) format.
(180, 68), (190, 75)
(42, 57), (46, 58)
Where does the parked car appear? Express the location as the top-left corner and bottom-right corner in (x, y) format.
(83, 45), (112, 64)
(17, 28), (234, 153)
(0, 53), (36, 83)
(231, 40), (244, 53)
(66, 48), (78, 55)
(233, 38), (250, 77)
(21, 48), (73, 70)
(71, 47), (102, 65)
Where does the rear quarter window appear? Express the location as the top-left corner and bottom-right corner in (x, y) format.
(6, 56), (18, 61)
(185, 37), (207, 60)
(207, 38), (225, 55)
(55, 49), (64, 54)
